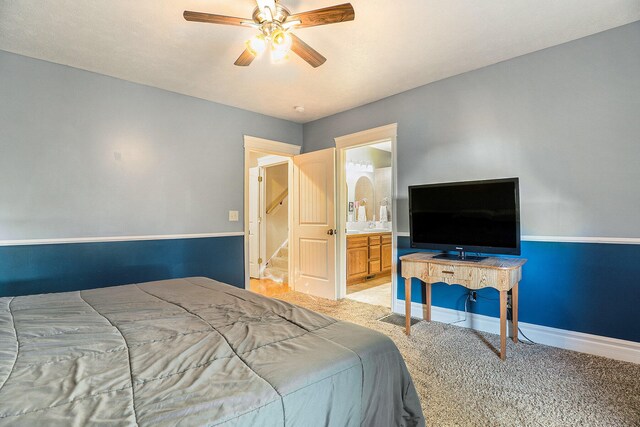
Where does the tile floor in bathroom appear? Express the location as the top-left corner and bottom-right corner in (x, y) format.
(346, 276), (392, 308)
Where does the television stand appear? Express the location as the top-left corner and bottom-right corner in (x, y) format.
(401, 252), (526, 360)
(433, 251), (486, 262)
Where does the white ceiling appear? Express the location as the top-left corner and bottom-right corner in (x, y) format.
(1, 1), (638, 123)
(370, 141), (391, 152)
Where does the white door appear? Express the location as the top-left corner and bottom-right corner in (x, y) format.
(249, 167), (261, 278)
(292, 148), (336, 299)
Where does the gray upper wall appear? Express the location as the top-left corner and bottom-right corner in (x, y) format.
(0, 51), (302, 240)
(2, 22), (639, 241)
(303, 22), (640, 238)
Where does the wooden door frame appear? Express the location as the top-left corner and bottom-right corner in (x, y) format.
(243, 136), (300, 290)
(248, 166), (265, 279)
(334, 124), (398, 307)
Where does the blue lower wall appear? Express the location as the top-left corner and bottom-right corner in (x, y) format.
(3, 235), (637, 343)
(397, 237), (640, 343)
(0, 236), (245, 297)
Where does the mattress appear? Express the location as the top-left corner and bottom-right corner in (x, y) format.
(0, 277), (424, 426)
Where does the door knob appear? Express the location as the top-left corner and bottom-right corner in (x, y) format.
(327, 229), (335, 235)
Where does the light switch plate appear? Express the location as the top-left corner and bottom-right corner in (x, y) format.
(229, 210), (239, 222)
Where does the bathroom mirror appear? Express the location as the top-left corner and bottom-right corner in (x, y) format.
(354, 176), (374, 221)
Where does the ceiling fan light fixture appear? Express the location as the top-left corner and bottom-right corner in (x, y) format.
(183, 2), (354, 68)
(268, 29), (292, 63)
(246, 34), (267, 55)
(271, 29), (292, 52)
(270, 46), (290, 63)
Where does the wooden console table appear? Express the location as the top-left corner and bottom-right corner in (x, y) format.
(401, 252), (526, 360)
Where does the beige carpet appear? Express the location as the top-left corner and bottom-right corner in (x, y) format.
(275, 291), (640, 427)
(345, 282), (391, 308)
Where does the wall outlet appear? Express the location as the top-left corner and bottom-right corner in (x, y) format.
(228, 210), (239, 222)
(470, 291), (477, 302)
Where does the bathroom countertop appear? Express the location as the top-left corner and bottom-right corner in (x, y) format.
(346, 229), (392, 235)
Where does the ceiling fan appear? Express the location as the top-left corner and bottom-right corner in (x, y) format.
(183, 1), (355, 68)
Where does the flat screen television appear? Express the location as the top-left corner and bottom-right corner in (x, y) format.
(409, 178), (520, 260)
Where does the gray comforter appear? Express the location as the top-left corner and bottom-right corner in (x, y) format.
(0, 277), (424, 426)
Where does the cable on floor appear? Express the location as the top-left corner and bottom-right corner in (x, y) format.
(507, 307), (535, 345)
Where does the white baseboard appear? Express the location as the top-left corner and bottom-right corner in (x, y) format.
(393, 300), (640, 364)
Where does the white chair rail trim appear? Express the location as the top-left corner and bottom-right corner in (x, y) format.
(0, 232), (245, 246)
(394, 231), (640, 245)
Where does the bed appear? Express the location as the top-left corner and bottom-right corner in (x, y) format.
(0, 277), (424, 426)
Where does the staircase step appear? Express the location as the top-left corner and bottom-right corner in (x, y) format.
(264, 266), (288, 284)
(270, 256), (288, 270)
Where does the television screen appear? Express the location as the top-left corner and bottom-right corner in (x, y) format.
(409, 178), (520, 255)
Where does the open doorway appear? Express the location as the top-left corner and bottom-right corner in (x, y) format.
(342, 142), (393, 308)
(335, 124), (398, 310)
(244, 136), (338, 301)
(247, 151), (291, 297)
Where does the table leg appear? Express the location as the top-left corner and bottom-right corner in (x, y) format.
(512, 282), (519, 343)
(425, 282), (431, 322)
(500, 290), (507, 361)
(405, 278), (411, 335)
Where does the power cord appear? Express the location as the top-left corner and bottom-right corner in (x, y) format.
(464, 292), (536, 345)
(476, 291), (536, 345)
(447, 293), (470, 326)
(507, 307), (536, 345)
(444, 290), (536, 345)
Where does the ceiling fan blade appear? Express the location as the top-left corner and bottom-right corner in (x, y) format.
(287, 3), (354, 28)
(290, 34), (326, 68)
(183, 11), (249, 27)
(234, 48), (256, 66)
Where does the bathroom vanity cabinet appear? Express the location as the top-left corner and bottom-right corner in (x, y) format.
(347, 232), (392, 285)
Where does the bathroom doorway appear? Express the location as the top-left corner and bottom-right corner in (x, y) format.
(339, 139), (395, 309)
